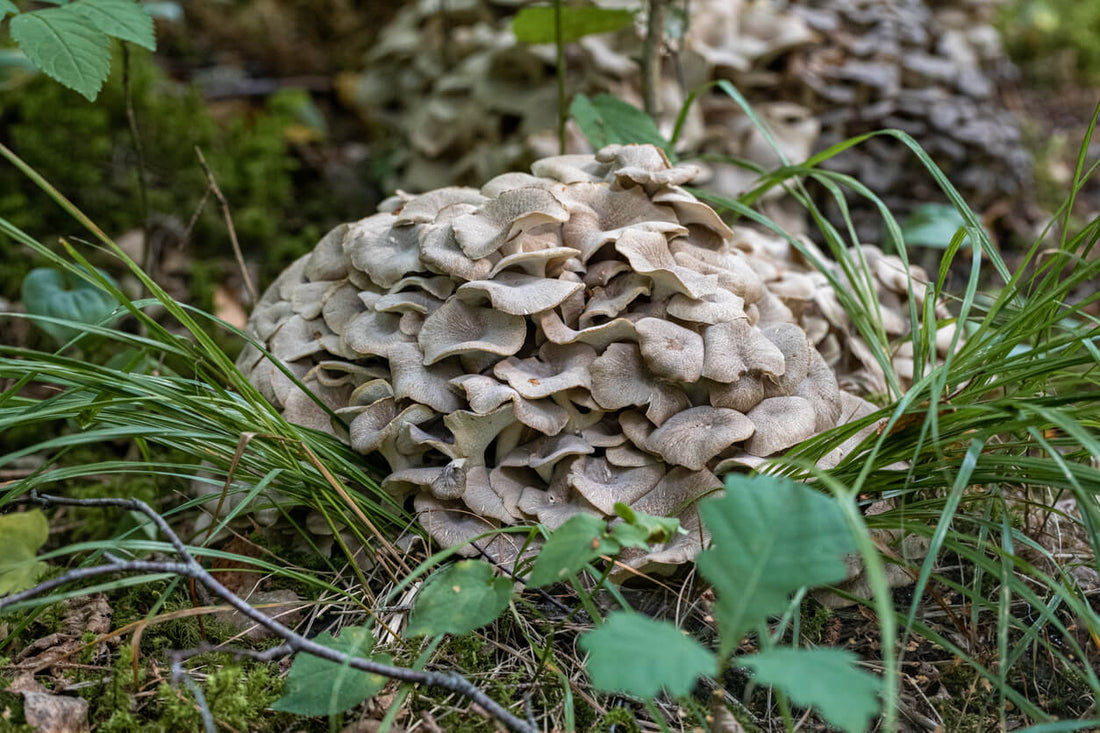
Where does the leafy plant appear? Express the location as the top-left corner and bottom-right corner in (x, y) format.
(20, 264), (121, 344)
(405, 560), (513, 637)
(578, 474), (883, 733)
(2, 0), (155, 101)
(0, 509), (49, 594)
(271, 626), (392, 716)
(570, 93), (672, 156)
(511, 5), (633, 44)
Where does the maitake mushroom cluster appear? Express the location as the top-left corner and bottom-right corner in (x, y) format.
(343, 0), (1030, 240)
(240, 144), (943, 570)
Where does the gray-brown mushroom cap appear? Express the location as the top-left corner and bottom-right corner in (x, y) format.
(645, 406), (756, 471)
(239, 142), (919, 574)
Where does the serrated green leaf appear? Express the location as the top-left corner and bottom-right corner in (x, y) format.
(579, 613), (715, 698)
(697, 474), (854, 656)
(406, 560), (513, 637)
(71, 0), (156, 51)
(898, 203), (971, 249)
(0, 510), (50, 596)
(568, 93), (670, 154)
(512, 6), (634, 44)
(0, 1), (19, 19)
(9, 5), (111, 100)
(271, 626), (390, 716)
(21, 266), (121, 344)
(740, 648), (881, 733)
(527, 513), (618, 587)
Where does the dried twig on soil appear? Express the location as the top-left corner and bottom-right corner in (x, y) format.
(1, 492), (539, 733)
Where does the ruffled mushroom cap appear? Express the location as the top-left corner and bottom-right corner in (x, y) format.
(241, 144), (912, 571)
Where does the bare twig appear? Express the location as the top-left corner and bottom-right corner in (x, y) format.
(642, 0), (668, 119)
(4, 492), (538, 733)
(194, 147), (257, 303)
(554, 0), (567, 154)
(122, 45), (153, 282)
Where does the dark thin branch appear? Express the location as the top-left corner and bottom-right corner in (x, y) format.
(194, 147), (257, 303)
(6, 492), (538, 733)
(122, 45), (153, 283)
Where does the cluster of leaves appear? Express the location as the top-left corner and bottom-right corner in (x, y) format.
(0, 0), (155, 101)
(262, 475), (880, 732)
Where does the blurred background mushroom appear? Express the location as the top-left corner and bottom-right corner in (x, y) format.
(339, 0), (1032, 244)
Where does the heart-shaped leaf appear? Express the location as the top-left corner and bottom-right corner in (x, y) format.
(697, 474), (854, 656)
(271, 626), (390, 716)
(512, 6), (633, 44)
(0, 510), (50, 595)
(21, 266), (121, 344)
(740, 648), (881, 733)
(406, 560), (513, 637)
(579, 613), (715, 698)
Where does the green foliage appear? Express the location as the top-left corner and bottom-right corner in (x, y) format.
(611, 502), (683, 548)
(4, 0), (154, 100)
(406, 560), (513, 637)
(579, 613), (715, 698)
(271, 626), (391, 716)
(528, 513), (618, 587)
(1000, 0), (1100, 83)
(156, 662), (281, 732)
(697, 474), (855, 657)
(0, 52), (310, 299)
(512, 6), (634, 44)
(0, 510), (49, 595)
(896, 203), (970, 249)
(741, 649), (880, 733)
(20, 265), (120, 344)
(579, 476), (879, 730)
(570, 94), (671, 155)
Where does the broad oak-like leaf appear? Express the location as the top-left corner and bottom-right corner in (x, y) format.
(740, 648), (881, 733)
(9, 5), (111, 101)
(696, 474), (854, 656)
(406, 560), (512, 636)
(70, 0), (156, 51)
(0, 510), (50, 596)
(527, 513), (618, 587)
(271, 626), (390, 716)
(579, 613), (715, 698)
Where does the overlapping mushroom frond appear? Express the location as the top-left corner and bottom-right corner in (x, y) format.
(240, 144), (943, 571)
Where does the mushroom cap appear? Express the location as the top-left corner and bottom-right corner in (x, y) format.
(240, 143), (909, 573)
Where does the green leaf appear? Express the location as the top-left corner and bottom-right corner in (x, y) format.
(569, 93), (671, 154)
(406, 560), (513, 637)
(9, 5), (112, 101)
(527, 513), (618, 587)
(0, 1), (19, 19)
(740, 648), (881, 733)
(70, 0), (156, 51)
(697, 474), (855, 656)
(898, 203), (970, 249)
(612, 502), (682, 546)
(271, 626), (390, 716)
(579, 613), (715, 698)
(512, 6), (633, 44)
(0, 510), (50, 596)
(21, 266), (121, 344)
